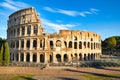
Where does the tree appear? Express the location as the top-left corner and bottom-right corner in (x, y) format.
(0, 38), (10, 66)
(0, 44), (3, 65)
(105, 37), (116, 49)
(3, 42), (10, 66)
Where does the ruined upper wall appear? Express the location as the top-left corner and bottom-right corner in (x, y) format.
(8, 7), (41, 27)
(59, 30), (101, 42)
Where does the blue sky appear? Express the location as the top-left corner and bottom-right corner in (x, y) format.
(0, 0), (120, 40)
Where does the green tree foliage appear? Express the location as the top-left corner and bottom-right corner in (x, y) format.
(105, 37), (116, 49)
(102, 36), (120, 55)
(3, 42), (10, 66)
(0, 44), (3, 65)
(0, 38), (10, 66)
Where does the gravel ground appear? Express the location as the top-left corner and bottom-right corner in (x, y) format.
(0, 66), (120, 80)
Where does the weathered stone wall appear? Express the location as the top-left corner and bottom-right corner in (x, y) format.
(7, 7), (101, 64)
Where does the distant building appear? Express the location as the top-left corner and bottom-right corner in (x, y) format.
(7, 7), (101, 63)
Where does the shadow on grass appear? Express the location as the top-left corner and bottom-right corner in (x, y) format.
(97, 67), (120, 72)
(64, 69), (120, 79)
(20, 76), (36, 80)
(58, 77), (78, 80)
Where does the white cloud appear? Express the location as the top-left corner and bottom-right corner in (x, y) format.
(56, 9), (78, 16)
(1, 2), (19, 11)
(0, 0), (31, 11)
(90, 8), (99, 14)
(43, 7), (99, 17)
(43, 7), (56, 12)
(41, 19), (79, 33)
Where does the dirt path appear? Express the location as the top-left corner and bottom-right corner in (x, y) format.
(0, 66), (120, 80)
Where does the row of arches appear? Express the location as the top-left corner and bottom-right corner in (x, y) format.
(7, 24), (40, 37)
(11, 52), (101, 63)
(10, 39), (101, 50)
(11, 53), (45, 63)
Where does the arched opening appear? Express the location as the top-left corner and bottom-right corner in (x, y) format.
(40, 54), (44, 63)
(94, 53), (95, 60)
(22, 26), (25, 35)
(27, 25), (31, 34)
(71, 54), (73, 61)
(21, 40), (24, 48)
(88, 42), (90, 48)
(56, 54), (61, 62)
(20, 53), (24, 61)
(40, 40), (42, 48)
(33, 39), (37, 49)
(34, 24), (38, 34)
(84, 42), (86, 48)
(26, 40), (30, 49)
(50, 41), (53, 49)
(16, 40), (19, 48)
(26, 53), (30, 62)
(50, 54), (53, 63)
(16, 53), (19, 61)
(13, 41), (15, 48)
(56, 40), (61, 47)
(74, 53), (78, 60)
(64, 41), (67, 48)
(91, 53), (94, 60)
(84, 54), (86, 61)
(74, 36), (77, 41)
(33, 53), (37, 62)
(69, 41), (72, 48)
(79, 42), (82, 49)
(74, 42), (77, 49)
(94, 43), (95, 49)
(64, 54), (68, 62)
(91, 43), (93, 50)
(88, 53), (91, 60)
(17, 28), (20, 36)
(79, 53), (82, 61)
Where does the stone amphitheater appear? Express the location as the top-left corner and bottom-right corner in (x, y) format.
(7, 7), (101, 64)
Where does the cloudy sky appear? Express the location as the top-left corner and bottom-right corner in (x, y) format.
(0, 0), (120, 40)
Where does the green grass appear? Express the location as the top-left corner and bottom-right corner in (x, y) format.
(82, 74), (120, 80)
(0, 74), (34, 80)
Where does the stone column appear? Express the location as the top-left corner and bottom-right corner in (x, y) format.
(31, 25), (33, 36)
(25, 26), (27, 36)
(30, 39), (33, 50)
(24, 52), (26, 62)
(19, 39), (21, 50)
(37, 38), (40, 50)
(44, 52), (48, 63)
(24, 39), (26, 50)
(61, 54), (63, 63)
(52, 52), (56, 63)
(82, 53), (84, 61)
(44, 37), (48, 49)
(30, 52), (33, 62)
(37, 52), (40, 63)
(19, 27), (21, 37)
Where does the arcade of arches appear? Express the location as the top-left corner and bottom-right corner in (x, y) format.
(11, 52), (101, 63)
(7, 7), (102, 64)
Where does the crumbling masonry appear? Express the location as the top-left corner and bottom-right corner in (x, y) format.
(7, 7), (101, 63)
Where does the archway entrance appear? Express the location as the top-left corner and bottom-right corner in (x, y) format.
(33, 53), (37, 62)
(40, 54), (44, 63)
(26, 53), (30, 62)
(56, 54), (61, 62)
(64, 54), (68, 62)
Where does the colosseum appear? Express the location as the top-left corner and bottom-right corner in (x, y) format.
(7, 7), (101, 64)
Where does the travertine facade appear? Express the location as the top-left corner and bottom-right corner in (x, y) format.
(7, 7), (101, 63)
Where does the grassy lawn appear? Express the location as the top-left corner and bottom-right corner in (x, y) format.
(0, 74), (120, 80)
(82, 74), (120, 80)
(0, 74), (34, 80)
